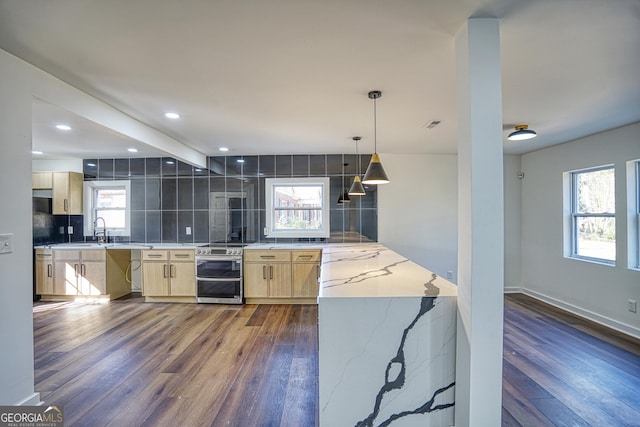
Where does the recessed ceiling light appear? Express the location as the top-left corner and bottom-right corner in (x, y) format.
(127, 148), (138, 153)
(55, 124), (71, 131)
(31, 150), (43, 155)
(219, 147), (229, 152)
(164, 112), (180, 119)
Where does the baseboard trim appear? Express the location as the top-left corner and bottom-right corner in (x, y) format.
(15, 392), (41, 406)
(504, 287), (521, 294)
(522, 288), (640, 340)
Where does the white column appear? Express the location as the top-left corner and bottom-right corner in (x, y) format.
(0, 50), (39, 405)
(454, 19), (504, 426)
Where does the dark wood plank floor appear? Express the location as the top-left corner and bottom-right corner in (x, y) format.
(503, 293), (640, 427)
(33, 293), (640, 426)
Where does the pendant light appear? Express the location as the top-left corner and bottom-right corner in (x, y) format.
(337, 162), (352, 205)
(348, 136), (366, 196)
(507, 124), (537, 141)
(362, 90), (390, 184)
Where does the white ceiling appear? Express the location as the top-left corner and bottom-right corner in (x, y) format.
(1, 0), (639, 161)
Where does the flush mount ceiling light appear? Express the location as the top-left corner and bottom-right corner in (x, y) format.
(219, 147), (229, 152)
(362, 90), (390, 185)
(507, 124), (537, 141)
(31, 150), (43, 155)
(348, 136), (366, 196)
(55, 124), (71, 131)
(127, 148), (138, 153)
(164, 112), (180, 119)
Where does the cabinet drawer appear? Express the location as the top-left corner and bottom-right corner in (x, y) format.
(142, 250), (169, 261)
(292, 250), (321, 262)
(170, 250), (195, 261)
(81, 249), (106, 261)
(35, 249), (53, 259)
(53, 249), (81, 261)
(244, 250), (291, 262)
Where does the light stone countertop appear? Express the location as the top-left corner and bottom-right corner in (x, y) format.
(246, 242), (458, 299)
(34, 243), (201, 250)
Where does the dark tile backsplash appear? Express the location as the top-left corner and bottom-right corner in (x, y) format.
(38, 154), (377, 245)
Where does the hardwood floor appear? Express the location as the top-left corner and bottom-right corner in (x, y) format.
(33, 293), (640, 426)
(33, 295), (318, 427)
(503, 294), (640, 426)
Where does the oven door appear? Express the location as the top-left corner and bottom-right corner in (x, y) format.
(196, 256), (242, 279)
(197, 279), (243, 304)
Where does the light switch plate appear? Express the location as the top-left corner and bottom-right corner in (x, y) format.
(186, 227), (192, 235)
(0, 233), (13, 254)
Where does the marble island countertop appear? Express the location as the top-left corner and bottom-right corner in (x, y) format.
(318, 243), (457, 299)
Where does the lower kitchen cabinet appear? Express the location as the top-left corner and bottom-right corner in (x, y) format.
(141, 249), (195, 301)
(53, 249), (106, 296)
(37, 248), (131, 300)
(35, 249), (56, 295)
(244, 248), (321, 303)
(292, 250), (321, 298)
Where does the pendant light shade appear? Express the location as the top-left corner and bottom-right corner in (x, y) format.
(507, 124), (537, 141)
(362, 90), (390, 185)
(348, 136), (366, 195)
(348, 175), (366, 196)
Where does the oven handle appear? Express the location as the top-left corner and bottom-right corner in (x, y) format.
(196, 256), (243, 262)
(196, 278), (242, 283)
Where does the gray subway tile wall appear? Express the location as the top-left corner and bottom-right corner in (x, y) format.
(82, 154), (377, 244)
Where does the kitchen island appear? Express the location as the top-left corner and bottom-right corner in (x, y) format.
(318, 243), (457, 427)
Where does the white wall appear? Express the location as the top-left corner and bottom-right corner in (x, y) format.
(504, 155), (522, 292)
(0, 51), (39, 405)
(521, 122), (640, 338)
(32, 159), (83, 173)
(378, 154), (458, 281)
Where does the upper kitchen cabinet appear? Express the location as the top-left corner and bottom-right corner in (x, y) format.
(52, 172), (83, 214)
(32, 172), (53, 189)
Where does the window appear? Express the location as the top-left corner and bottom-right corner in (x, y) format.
(265, 177), (330, 238)
(83, 181), (131, 237)
(570, 166), (615, 264)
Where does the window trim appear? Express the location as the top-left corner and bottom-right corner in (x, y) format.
(265, 177), (330, 238)
(83, 180), (131, 237)
(568, 165), (615, 265)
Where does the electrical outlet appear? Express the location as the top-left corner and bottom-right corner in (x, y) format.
(446, 271), (453, 280)
(186, 226), (192, 235)
(67, 226), (74, 234)
(629, 299), (637, 313)
(0, 234), (13, 254)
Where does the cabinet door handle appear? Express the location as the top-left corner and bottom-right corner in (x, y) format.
(269, 265), (273, 280)
(170, 264), (175, 278)
(298, 255), (313, 260)
(47, 264), (52, 277)
(64, 199), (68, 212)
(147, 254), (163, 258)
(262, 265), (266, 280)
(163, 264), (168, 278)
(174, 254), (190, 258)
(81, 264), (86, 275)
(74, 264), (79, 276)
(260, 255), (275, 259)
(317, 265), (321, 279)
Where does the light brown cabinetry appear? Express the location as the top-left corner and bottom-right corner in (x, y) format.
(52, 172), (83, 215)
(32, 171), (84, 214)
(53, 249), (106, 295)
(292, 250), (321, 298)
(36, 247), (131, 300)
(244, 250), (292, 299)
(244, 249), (321, 303)
(35, 249), (56, 295)
(32, 172), (53, 190)
(141, 250), (195, 300)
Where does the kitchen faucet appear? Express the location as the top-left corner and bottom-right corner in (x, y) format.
(93, 216), (107, 244)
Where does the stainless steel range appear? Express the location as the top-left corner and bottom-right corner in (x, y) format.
(195, 245), (244, 304)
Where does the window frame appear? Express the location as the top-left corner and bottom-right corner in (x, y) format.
(264, 177), (330, 238)
(569, 165), (615, 265)
(83, 180), (131, 237)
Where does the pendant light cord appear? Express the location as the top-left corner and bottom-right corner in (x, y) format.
(373, 96), (377, 153)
